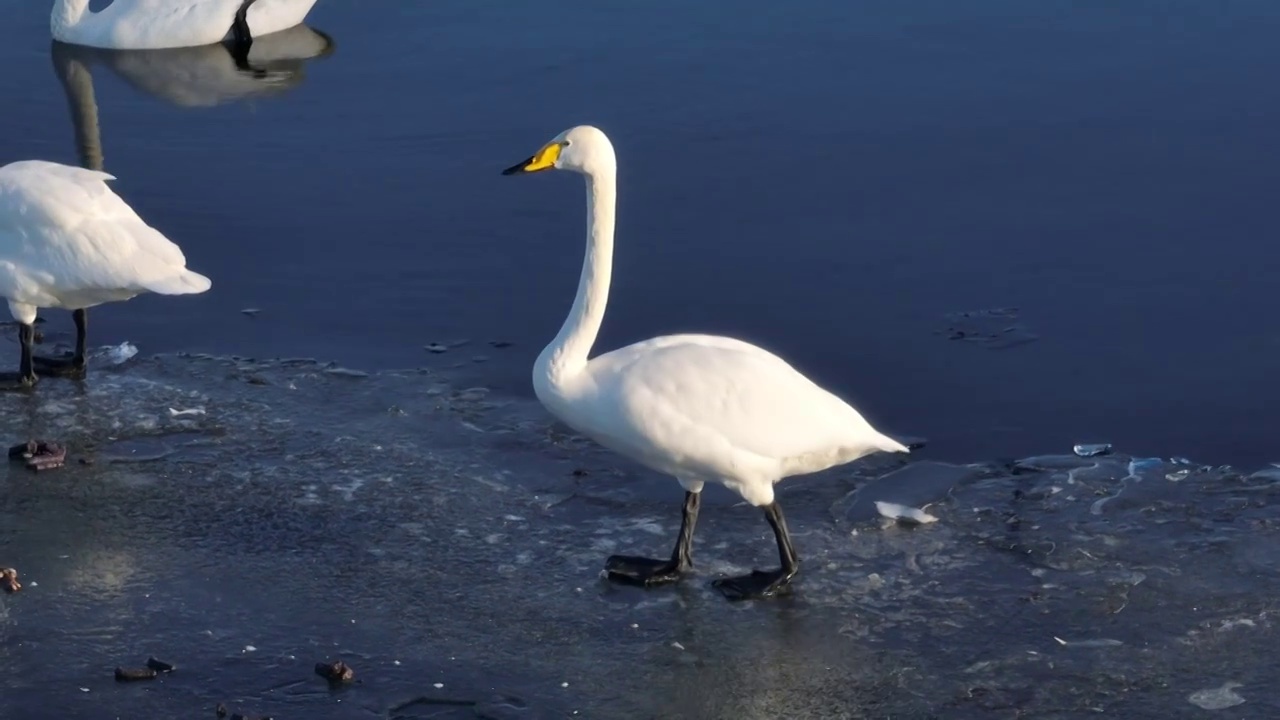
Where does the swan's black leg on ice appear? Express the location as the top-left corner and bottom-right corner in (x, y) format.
(33, 308), (87, 378)
(712, 500), (800, 600)
(605, 491), (700, 587)
(0, 323), (37, 390)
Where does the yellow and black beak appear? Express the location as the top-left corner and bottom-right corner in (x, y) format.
(502, 141), (562, 175)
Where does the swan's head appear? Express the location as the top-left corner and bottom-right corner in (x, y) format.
(502, 125), (615, 178)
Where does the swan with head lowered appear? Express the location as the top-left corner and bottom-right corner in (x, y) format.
(0, 161), (211, 389)
(502, 125), (909, 600)
(51, 0), (318, 52)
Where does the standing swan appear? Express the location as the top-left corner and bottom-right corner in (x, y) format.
(51, 0), (319, 52)
(0, 161), (211, 389)
(502, 126), (909, 600)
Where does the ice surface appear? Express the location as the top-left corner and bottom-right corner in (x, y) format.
(1, 353), (1278, 717)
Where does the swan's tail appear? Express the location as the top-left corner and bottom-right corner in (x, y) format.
(874, 432), (911, 454)
(144, 269), (212, 296)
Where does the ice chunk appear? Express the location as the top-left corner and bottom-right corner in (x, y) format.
(833, 461), (977, 524)
(1188, 682), (1245, 710)
(874, 501), (938, 525)
(1073, 443), (1112, 458)
(87, 341), (137, 365)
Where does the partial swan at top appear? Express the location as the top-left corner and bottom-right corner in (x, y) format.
(51, 0), (320, 52)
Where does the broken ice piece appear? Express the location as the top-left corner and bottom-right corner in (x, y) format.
(1188, 681), (1246, 710)
(168, 407), (206, 417)
(425, 343), (449, 353)
(315, 660), (355, 684)
(323, 366), (368, 378)
(1052, 636), (1123, 648)
(1165, 469), (1192, 482)
(1072, 443), (1112, 458)
(1, 567), (20, 593)
(102, 342), (138, 365)
(874, 501), (938, 525)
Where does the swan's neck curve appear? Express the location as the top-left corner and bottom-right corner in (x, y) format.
(536, 166), (618, 390)
(51, 0), (94, 42)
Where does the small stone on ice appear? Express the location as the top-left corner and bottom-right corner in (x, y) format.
(874, 501), (938, 525)
(425, 343), (449, 353)
(241, 308), (261, 317)
(1073, 443), (1112, 457)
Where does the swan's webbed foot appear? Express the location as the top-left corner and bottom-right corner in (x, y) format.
(605, 555), (687, 587)
(712, 567), (797, 601)
(711, 500), (801, 601)
(8, 440), (66, 471)
(32, 353), (86, 379)
(603, 489), (701, 589)
(0, 371), (36, 392)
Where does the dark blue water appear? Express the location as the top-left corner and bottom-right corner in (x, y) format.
(3, 0), (1279, 466)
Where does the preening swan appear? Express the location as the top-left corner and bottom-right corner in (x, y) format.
(0, 161), (211, 389)
(51, 0), (318, 52)
(502, 126), (909, 600)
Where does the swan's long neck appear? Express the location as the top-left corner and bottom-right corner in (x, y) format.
(51, 0), (93, 42)
(538, 166), (618, 386)
(52, 47), (105, 172)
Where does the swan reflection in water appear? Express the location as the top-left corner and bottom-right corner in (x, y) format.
(50, 23), (334, 170)
(52, 23), (334, 112)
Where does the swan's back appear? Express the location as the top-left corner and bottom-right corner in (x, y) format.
(53, 0), (245, 50)
(0, 160), (209, 304)
(557, 334), (906, 482)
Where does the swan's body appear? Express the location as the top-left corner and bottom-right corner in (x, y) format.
(51, 0), (318, 51)
(0, 160), (210, 386)
(503, 126), (908, 600)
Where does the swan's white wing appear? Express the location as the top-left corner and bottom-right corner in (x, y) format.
(0, 161), (209, 307)
(581, 334), (906, 481)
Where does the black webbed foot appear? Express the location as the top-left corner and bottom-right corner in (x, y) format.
(604, 555), (687, 587)
(711, 567), (797, 601)
(32, 353), (86, 379)
(0, 371), (36, 391)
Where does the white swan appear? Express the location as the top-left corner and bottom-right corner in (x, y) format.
(0, 161), (211, 388)
(51, 0), (318, 51)
(502, 126), (909, 600)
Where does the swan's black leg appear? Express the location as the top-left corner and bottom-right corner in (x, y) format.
(605, 491), (700, 587)
(0, 323), (37, 390)
(33, 308), (87, 378)
(231, 0), (258, 46)
(228, 0), (259, 68)
(712, 500), (800, 600)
